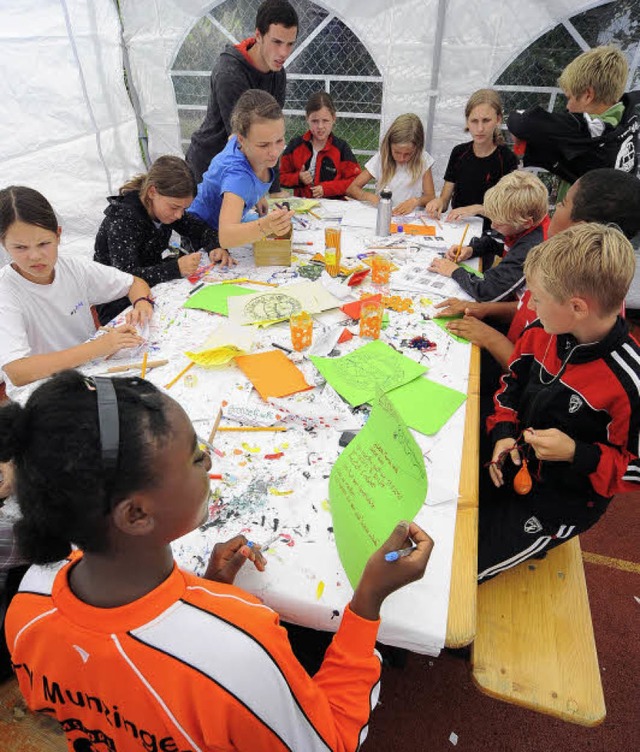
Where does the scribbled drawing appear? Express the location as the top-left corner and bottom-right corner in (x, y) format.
(244, 293), (301, 321)
(200, 476), (272, 530)
(298, 263), (323, 281)
(336, 352), (414, 395)
(269, 269), (299, 284)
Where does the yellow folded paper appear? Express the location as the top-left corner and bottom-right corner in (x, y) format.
(185, 345), (245, 367)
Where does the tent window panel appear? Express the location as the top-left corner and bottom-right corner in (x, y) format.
(173, 18), (230, 71)
(178, 110), (205, 144)
(210, 0), (329, 43)
(171, 0), (382, 163)
(330, 80), (382, 114)
(569, 0), (640, 55)
(333, 119), (379, 158)
(496, 26), (582, 90)
(286, 79), (328, 111)
(287, 17), (378, 77)
(284, 114), (307, 144)
(172, 75), (209, 107)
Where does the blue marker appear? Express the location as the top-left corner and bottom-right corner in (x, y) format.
(248, 533), (282, 552)
(384, 545), (415, 562)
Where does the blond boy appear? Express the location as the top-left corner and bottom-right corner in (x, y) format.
(479, 223), (640, 581)
(429, 170), (548, 302)
(508, 45), (640, 201)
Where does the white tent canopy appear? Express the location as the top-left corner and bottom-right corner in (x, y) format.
(0, 0), (633, 256)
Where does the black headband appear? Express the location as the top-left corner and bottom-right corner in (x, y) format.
(93, 377), (120, 473)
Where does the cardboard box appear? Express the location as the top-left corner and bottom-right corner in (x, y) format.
(253, 228), (292, 266)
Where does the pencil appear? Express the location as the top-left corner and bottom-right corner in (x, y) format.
(244, 279), (278, 287)
(308, 210), (321, 219)
(106, 358), (168, 374)
(454, 223), (470, 263)
(164, 361), (194, 389)
(208, 408), (223, 444)
(217, 426), (287, 432)
(140, 352), (149, 379)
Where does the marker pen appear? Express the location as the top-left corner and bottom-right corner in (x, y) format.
(384, 545), (415, 562)
(248, 533), (282, 551)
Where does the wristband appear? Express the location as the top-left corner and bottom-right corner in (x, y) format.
(133, 296), (155, 309)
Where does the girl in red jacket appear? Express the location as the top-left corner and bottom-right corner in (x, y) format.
(281, 92), (361, 199)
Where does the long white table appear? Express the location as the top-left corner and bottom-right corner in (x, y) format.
(85, 200), (482, 655)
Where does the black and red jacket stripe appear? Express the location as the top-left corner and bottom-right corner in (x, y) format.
(488, 317), (640, 503)
(280, 131), (361, 198)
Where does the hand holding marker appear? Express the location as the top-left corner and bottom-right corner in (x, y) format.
(385, 543), (416, 562)
(248, 533), (282, 553)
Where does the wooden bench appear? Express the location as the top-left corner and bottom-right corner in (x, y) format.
(471, 537), (606, 726)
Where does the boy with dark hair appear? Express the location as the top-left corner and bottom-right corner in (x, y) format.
(508, 45), (640, 201)
(186, 0), (298, 187)
(479, 223), (640, 581)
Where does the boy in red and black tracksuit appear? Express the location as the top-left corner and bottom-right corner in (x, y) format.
(479, 224), (640, 581)
(280, 132), (361, 198)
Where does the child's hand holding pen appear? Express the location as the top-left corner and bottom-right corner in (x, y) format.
(350, 521), (434, 622)
(209, 247), (237, 267)
(178, 252), (203, 277)
(263, 206), (295, 237)
(204, 534), (267, 584)
(444, 244), (473, 262)
(94, 324), (144, 358)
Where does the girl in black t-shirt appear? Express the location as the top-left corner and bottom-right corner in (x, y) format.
(427, 90), (518, 222)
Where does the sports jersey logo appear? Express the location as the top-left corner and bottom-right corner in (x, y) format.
(524, 516), (543, 534)
(616, 132), (636, 173)
(569, 394), (583, 414)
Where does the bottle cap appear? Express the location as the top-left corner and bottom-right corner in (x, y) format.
(380, 187), (392, 200)
(397, 225), (404, 233)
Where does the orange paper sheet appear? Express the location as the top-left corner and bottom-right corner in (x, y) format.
(234, 350), (314, 401)
(390, 223), (436, 236)
(341, 294), (382, 320)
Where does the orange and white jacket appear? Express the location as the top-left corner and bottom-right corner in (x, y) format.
(6, 555), (382, 751)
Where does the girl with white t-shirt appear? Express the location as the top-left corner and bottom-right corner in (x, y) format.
(347, 114), (435, 214)
(0, 186), (153, 399)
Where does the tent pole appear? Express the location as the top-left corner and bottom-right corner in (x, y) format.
(426, 0), (449, 151)
(114, 0), (150, 166)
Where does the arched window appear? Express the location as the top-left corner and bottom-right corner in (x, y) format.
(171, 0), (382, 166)
(492, 0), (640, 197)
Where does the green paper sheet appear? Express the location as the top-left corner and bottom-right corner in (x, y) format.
(310, 340), (426, 406)
(329, 395), (427, 588)
(183, 284), (254, 316)
(432, 316), (470, 344)
(386, 376), (467, 435)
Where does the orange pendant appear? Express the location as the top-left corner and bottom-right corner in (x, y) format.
(514, 458), (533, 495)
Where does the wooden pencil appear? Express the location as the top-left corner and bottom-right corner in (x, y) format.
(454, 223), (470, 263)
(307, 210), (321, 219)
(164, 361), (194, 389)
(244, 279), (278, 287)
(217, 426), (287, 432)
(140, 352), (149, 379)
(208, 408), (223, 444)
(107, 359), (168, 374)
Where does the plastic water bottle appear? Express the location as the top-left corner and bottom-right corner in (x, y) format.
(376, 187), (392, 236)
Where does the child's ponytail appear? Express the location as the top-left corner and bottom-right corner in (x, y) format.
(119, 156), (197, 205)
